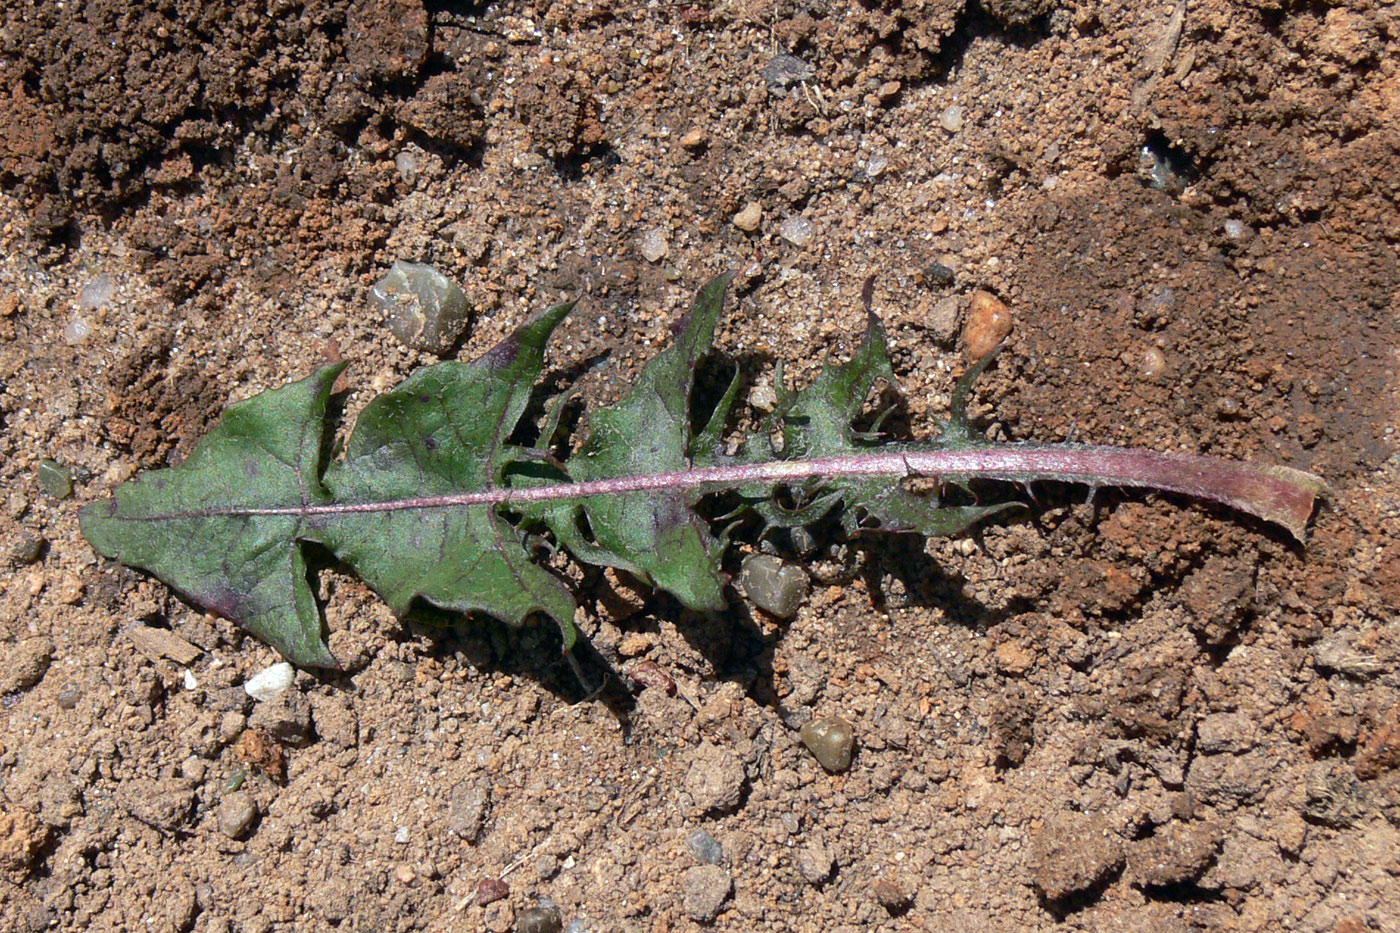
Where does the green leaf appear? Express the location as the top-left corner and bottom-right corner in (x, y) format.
(80, 363), (346, 668)
(81, 274), (1324, 669)
(750, 314), (1015, 537)
(313, 302), (578, 647)
(533, 273), (733, 611)
(82, 303), (578, 667)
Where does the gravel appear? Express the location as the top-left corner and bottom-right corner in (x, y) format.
(796, 841), (834, 885)
(685, 829), (725, 866)
(732, 202), (762, 232)
(448, 778), (492, 842)
(800, 715), (855, 773)
(739, 555), (810, 620)
(243, 662), (295, 702)
(0, 638), (53, 694)
(515, 905), (562, 933)
(217, 792), (258, 839)
(369, 260), (472, 354)
(680, 865), (732, 922)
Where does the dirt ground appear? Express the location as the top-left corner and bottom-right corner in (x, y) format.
(2, 0), (1399, 930)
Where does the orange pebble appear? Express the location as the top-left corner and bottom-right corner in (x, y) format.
(962, 290), (1013, 360)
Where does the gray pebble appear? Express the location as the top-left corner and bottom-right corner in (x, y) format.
(37, 459), (73, 499)
(56, 683), (82, 710)
(924, 261), (956, 286)
(761, 54), (814, 89)
(515, 905), (562, 933)
(9, 534), (44, 566)
(739, 554), (810, 619)
(796, 841), (834, 885)
(370, 260), (471, 354)
(800, 715), (855, 773)
(0, 638), (54, 694)
(218, 792), (258, 839)
(681, 865), (732, 922)
(685, 829), (725, 866)
(926, 295), (961, 342)
(448, 777), (491, 842)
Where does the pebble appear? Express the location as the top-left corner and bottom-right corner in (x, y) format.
(739, 554), (810, 619)
(924, 262), (956, 287)
(475, 877), (510, 907)
(925, 296), (961, 342)
(778, 215), (814, 247)
(448, 778), (492, 842)
(626, 659), (676, 696)
(243, 662), (295, 702)
(796, 842), (834, 885)
(218, 792), (258, 839)
(800, 715), (855, 772)
(681, 865), (732, 922)
(9, 534), (45, 566)
(638, 228), (669, 263)
(679, 127), (707, 149)
(37, 459), (73, 499)
(78, 274), (116, 310)
(961, 289), (1013, 360)
(0, 638), (54, 694)
(1140, 346), (1167, 378)
(940, 105), (965, 133)
(872, 877), (911, 913)
(685, 829), (725, 866)
(62, 315), (94, 345)
(1224, 218), (1251, 240)
(370, 260), (472, 354)
(56, 683), (82, 710)
(515, 905), (562, 933)
(732, 202), (763, 232)
(748, 381), (778, 412)
(394, 150), (421, 185)
(760, 54), (814, 88)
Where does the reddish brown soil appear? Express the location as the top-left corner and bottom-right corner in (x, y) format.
(2, 1), (1398, 931)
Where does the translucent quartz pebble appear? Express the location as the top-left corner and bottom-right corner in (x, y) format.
(370, 261), (472, 354)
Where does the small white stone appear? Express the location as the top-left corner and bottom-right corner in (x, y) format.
(244, 661), (295, 701)
(639, 228), (670, 263)
(78, 274), (116, 310)
(394, 826), (411, 844)
(62, 315), (93, 345)
(1224, 219), (1250, 239)
(866, 153), (888, 178)
(940, 105), (964, 133)
(732, 202), (763, 232)
(779, 215), (813, 247)
(394, 150), (421, 184)
(183, 669), (199, 691)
